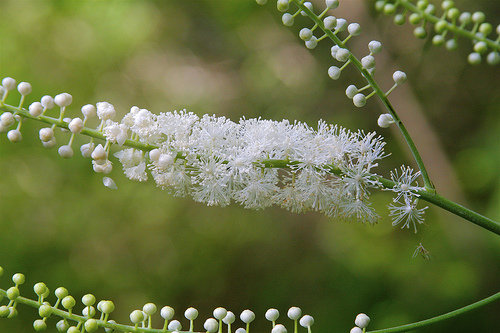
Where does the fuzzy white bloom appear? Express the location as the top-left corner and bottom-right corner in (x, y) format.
(389, 166), (422, 202)
(389, 197), (428, 233)
(96, 102), (116, 120)
(103, 120), (128, 146)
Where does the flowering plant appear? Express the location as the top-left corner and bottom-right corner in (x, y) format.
(0, 0), (499, 332)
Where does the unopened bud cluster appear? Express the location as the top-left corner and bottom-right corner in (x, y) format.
(375, 0), (500, 65)
(350, 313), (370, 333)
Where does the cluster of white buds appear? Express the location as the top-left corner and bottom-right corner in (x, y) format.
(0, 266), (315, 333)
(375, 0), (500, 65)
(256, 1), (408, 112)
(349, 313), (370, 333)
(0, 77), (33, 142)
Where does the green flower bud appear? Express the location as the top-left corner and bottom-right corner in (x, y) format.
(393, 14), (405, 25)
(447, 8), (460, 20)
(374, 1), (385, 12)
(34, 282), (48, 296)
(6, 286), (19, 300)
(473, 41), (487, 54)
(100, 300), (115, 314)
(7, 307), (18, 318)
(39, 304), (52, 318)
(55, 287), (69, 300)
(409, 13), (422, 25)
(82, 294), (96, 306)
(12, 273), (25, 286)
(62, 296), (76, 310)
(479, 23), (492, 36)
(0, 306), (9, 318)
(383, 4), (396, 15)
(130, 309), (145, 324)
(67, 326), (80, 333)
(33, 319), (47, 331)
(414, 26), (427, 38)
(85, 319), (99, 333)
(434, 20), (447, 33)
(56, 320), (70, 332)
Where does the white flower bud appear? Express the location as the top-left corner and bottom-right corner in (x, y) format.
(0, 112), (15, 127)
(323, 16), (337, 30)
(149, 148), (161, 162)
(282, 13), (294, 26)
(184, 307), (198, 320)
(468, 52), (481, 65)
(69, 118), (84, 134)
(335, 18), (347, 31)
(96, 102), (116, 120)
(350, 327), (363, 333)
(301, 2), (313, 16)
(80, 143), (95, 158)
(41, 95), (55, 109)
(222, 311), (235, 325)
(353, 93), (366, 107)
(29, 102), (43, 117)
(240, 310), (255, 323)
(42, 137), (57, 149)
(328, 66), (341, 80)
(486, 52), (500, 65)
(129, 310), (144, 324)
(299, 28), (313, 41)
(458, 12), (471, 24)
(39, 128), (54, 142)
(377, 113), (395, 128)
(345, 85), (358, 99)
(58, 145), (74, 158)
(355, 313), (370, 328)
(7, 129), (22, 143)
(54, 93), (73, 107)
(93, 160), (112, 174)
(331, 45), (340, 58)
(143, 303), (157, 316)
(299, 315), (314, 327)
(235, 329), (246, 333)
(167, 320), (182, 331)
(160, 306), (174, 320)
(348, 23), (361, 36)
(204, 318), (218, 333)
(361, 55), (375, 69)
(91, 144), (107, 161)
(81, 104), (97, 118)
(2, 77), (16, 91)
(287, 307), (301, 320)
(335, 48), (350, 62)
(305, 36), (318, 49)
(326, 0), (339, 9)
(393, 70), (407, 84)
(17, 82), (32, 96)
(368, 40), (382, 54)
(265, 308), (279, 322)
(472, 11), (485, 24)
(445, 39), (458, 50)
(213, 307), (227, 320)
(103, 177), (118, 190)
(276, 0), (289, 12)
(271, 324), (287, 333)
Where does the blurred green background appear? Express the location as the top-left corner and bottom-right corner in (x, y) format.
(0, 0), (499, 332)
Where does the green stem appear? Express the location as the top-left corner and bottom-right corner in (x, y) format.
(399, 0), (500, 52)
(367, 292), (500, 333)
(290, 0), (434, 190)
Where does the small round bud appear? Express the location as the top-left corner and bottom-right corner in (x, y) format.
(361, 55), (375, 69)
(393, 70), (407, 84)
(432, 35), (445, 46)
(287, 307), (302, 320)
(80, 142), (95, 158)
(486, 52), (500, 65)
(81, 104), (97, 118)
(434, 20), (447, 33)
(82, 306), (96, 318)
(424, 4), (435, 14)
(101, 300), (115, 314)
(441, 0), (454, 10)
(43, 137), (57, 149)
(393, 14), (405, 25)
(91, 144), (107, 161)
(7, 307), (18, 318)
(323, 16), (337, 30)
(0, 306), (9, 317)
(276, 0), (289, 12)
(6, 286), (20, 300)
(103, 177), (118, 190)
(409, 13), (422, 25)
(335, 48), (350, 62)
(345, 85), (358, 99)
(300, 2), (313, 16)
(130, 310), (144, 324)
(17, 82), (32, 96)
(69, 118), (84, 134)
(34, 282), (48, 296)
(0, 112), (15, 127)
(282, 13), (294, 26)
(473, 41), (487, 54)
(82, 294), (96, 306)
(149, 148), (161, 162)
(62, 295), (76, 310)
(299, 315), (314, 327)
(305, 36), (318, 49)
(58, 145), (74, 159)
(355, 313), (371, 328)
(383, 3), (396, 15)
(56, 320), (69, 332)
(204, 318), (219, 333)
(413, 26), (427, 38)
(447, 8), (460, 20)
(299, 28), (313, 41)
(325, 0), (339, 9)
(54, 93), (73, 107)
(13, 273), (25, 285)
(143, 303), (157, 316)
(375, 1), (385, 11)
(445, 39), (458, 50)
(29, 102), (44, 117)
(55, 287), (69, 299)
(377, 113), (395, 128)
(468, 52), (481, 65)
(8, 129), (24, 142)
(85, 319), (99, 333)
(39, 304), (52, 318)
(184, 307), (198, 320)
(213, 307), (227, 320)
(167, 320), (182, 331)
(67, 327), (80, 333)
(335, 18), (347, 31)
(459, 12), (472, 25)
(265, 308), (279, 322)
(223, 311), (235, 325)
(240, 309), (255, 323)
(2, 77), (16, 90)
(331, 45), (339, 58)
(350, 327), (363, 333)
(160, 306), (174, 320)
(255, 0), (267, 5)
(328, 66), (341, 80)
(353, 93), (367, 107)
(472, 12), (485, 24)
(33, 319), (47, 331)
(347, 23), (361, 36)
(272, 324), (287, 333)
(479, 23), (492, 36)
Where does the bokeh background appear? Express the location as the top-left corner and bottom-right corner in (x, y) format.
(0, 0), (499, 332)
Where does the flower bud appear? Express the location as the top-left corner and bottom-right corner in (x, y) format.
(287, 307), (301, 320)
(17, 82), (32, 96)
(2, 77), (16, 91)
(355, 313), (370, 328)
(29, 102), (44, 117)
(266, 308), (279, 322)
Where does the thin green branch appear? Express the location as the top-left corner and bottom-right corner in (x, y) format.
(290, 0), (434, 190)
(399, 0), (500, 51)
(1, 102), (499, 235)
(367, 292), (500, 333)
